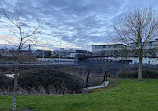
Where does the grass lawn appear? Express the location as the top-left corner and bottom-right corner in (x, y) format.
(0, 79), (158, 111)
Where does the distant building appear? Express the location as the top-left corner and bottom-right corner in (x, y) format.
(131, 39), (158, 49)
(0, 49), (34, 57)
(69, 50), (88, 58)
(0, 49), (12, 56)
(91, 39), (158, 57)
(33, 50), (52, 58)
(52, 49), (89, 58)
(92, 44), (126, 53)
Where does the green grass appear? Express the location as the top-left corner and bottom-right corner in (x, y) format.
(0, 79), (158, 111)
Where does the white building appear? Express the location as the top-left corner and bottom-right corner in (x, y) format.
(92, 44), (126, 53)
(92, 39), (158, 53)
(131, 39), (158, 49)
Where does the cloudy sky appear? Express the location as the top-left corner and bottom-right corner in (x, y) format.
(0, 0), (158, 51)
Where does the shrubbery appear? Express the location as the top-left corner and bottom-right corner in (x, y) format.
(0, 67), (84, 95)
(117, 70), (158, 78)
(0, 74), (13, 92)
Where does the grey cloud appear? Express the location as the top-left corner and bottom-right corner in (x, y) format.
(0, 0), (157, 50)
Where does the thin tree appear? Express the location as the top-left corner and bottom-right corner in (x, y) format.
(113, 8), (158, 80)
(0, 4), (43, 111)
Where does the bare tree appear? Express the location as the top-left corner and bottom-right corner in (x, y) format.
(113, 8), (158, 80)
(0, 4), (43, 111)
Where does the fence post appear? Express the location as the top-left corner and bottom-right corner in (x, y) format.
(103, 71), (106, 82)
(103, 69), (108, 82)
(86, 72), (89, 88)
(105, 69), (108, 81)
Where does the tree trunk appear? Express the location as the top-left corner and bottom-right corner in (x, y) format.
(13, 61), (18, 111)
(138, 35), (143, 81)
(138, 55), (143, 80)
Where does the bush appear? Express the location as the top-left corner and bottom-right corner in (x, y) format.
(0, 67), (84, 95)
(117, 70), (158, 78)
(0, 74), (13, 92)
(18, 67), (84, 94)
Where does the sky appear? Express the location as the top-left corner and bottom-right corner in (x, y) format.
(0, 0), (158, 51)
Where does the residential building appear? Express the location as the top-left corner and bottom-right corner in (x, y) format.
(131, 39), (158, 49)
(92, 44), (126, 53)
(91, 39), (158, 57)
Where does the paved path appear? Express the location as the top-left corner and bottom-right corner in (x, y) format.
(84, 81), (109, 90)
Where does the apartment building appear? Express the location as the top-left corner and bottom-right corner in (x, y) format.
(131, 39), (158, 49)
(92, 39), (158, 53)
(92, 44), (126, 53)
